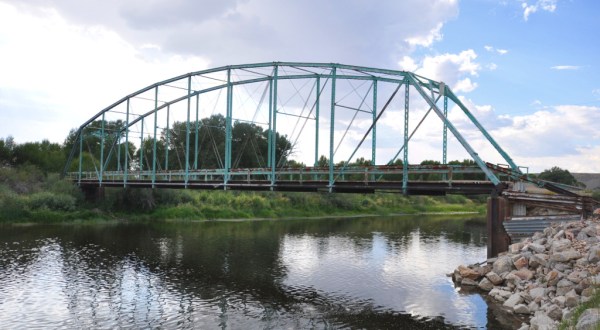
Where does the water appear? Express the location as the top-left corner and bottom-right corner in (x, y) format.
(0, 216), (523, 329)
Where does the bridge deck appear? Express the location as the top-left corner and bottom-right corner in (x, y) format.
(77, 178), (503, 195)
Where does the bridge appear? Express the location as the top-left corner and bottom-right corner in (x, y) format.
(62, 62), (597, 256)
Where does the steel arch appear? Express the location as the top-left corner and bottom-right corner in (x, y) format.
(64, 62), (520, 192)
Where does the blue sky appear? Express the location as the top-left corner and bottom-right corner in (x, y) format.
(0, 0), (599, 172)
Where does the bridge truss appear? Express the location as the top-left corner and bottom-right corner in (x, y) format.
(64, 62), (525, 195)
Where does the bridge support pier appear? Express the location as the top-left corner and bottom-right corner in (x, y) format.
(81, 185), (105, 203)
(487, 194), (511, 258)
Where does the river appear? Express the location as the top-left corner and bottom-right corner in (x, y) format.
(0, 216), (523, 329)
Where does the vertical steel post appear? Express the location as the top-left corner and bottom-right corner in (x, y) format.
(194, 94), (200, 170)
(329, 66), (337, 191)
(402, 80), (409, 194)
(139, 119), (144, 174)
(225, 69), (233, 186)
(442, 83), (448, 164)
(165, 105), (170, 171)
(185, 76), (192, 187)
(270, 65), (279, 187)
(314, 76), (320, 180)
(78, 129), (83, 185)
(117, 135), (121, 172)
(267, 78), (273, 168)
(99, 112), (105, 187)
(152, 86), (158, 188)
(124, 99), (129, 187)
(371, 79), (377, 166)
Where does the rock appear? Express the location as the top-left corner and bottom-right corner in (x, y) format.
(552, 296), (566, 308)
(504, 293), (524, 309)
(528, 300), (540, 312)
(461, 278), (478, 286)
(530, 311), (556, 330)
(476, 264), (492, 277)
(510, 242), (525, 254)
(514, 268), (535, 281)
(486, 271), (503, 285)
(529, 243), (546, 253)
(588, 245), (600, 263)
(506, 273), (522, 285)
(565, 289), (579, 308)
(530, 254), (549, 268)
(493, 256), (514, 274)
(490, 288), (512, 300)
(546, 270), (562, 286)
(551, 239), (572, 253)
(517, 323), (530, 330)
(585, 237), (600, 245)
(568, 271), (587, 284)
(458, 265), (481, 280)
(557, 279), (575, 296)
(553, 230), (565, 239)
(576, 308), (600, 330)
(514, 256), (529, 270)
(582, 225), (597, 237)
(581, 287), (595, 297)
(551, 249), (582, 262)
(514, 304), (530, 314)
(530, 287), (546, 301)
(478, 277), (494, 291)
(546, 304), (563, 321)
(553, 262), (571, 272)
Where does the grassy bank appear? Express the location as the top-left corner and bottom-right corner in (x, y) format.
(559, 287), (600, 329)
(0, 166), (486, 223)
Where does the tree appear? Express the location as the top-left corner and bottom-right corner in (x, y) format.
(538, 166), (579, 186)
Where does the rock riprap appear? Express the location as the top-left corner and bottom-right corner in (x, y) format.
(452, 217), (600, 330)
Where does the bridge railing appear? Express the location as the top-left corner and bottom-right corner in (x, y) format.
(67, 164), (516, 185)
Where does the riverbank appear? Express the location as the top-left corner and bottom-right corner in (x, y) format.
(452, 212), (600, 330)
(0, 167), (487, 223)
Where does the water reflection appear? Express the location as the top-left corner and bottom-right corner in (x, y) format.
(0, 216), (522, 329)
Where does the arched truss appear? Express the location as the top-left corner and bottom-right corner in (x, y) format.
(64, 62), (523, 194)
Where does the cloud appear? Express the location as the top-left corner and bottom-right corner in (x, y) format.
(487, 63), (498, 71)
(551, 65), (581, 70)
(488, 105), (600, 171)
(8, 0), (459, 67)
(521, 0), (558, 21)
(0, 3), (210, 143)
(398, 50), (481, 93)
(484, 45), (509, 55)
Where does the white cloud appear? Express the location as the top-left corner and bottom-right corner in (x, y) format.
(484, 45), (509, 55)
(404, 22), (444, 47)
(489, 105), (600, 172)
(0, 3), (209, 143)
(398, 50), (481, 93)
(522, 0), (558, 21)
(551, 65), (581, 70)
(487, 63), (498, 71)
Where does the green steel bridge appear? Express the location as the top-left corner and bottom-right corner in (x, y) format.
(63, 62), (532, 195)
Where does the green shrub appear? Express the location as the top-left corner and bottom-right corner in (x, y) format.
(0, 192), (29, 220)
(592, 190), (600, 202)
(28, 192), (76, 211)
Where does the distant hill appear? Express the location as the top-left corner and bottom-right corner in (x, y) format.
(572, 173), (600, 190)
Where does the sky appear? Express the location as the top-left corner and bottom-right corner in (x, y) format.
(0, 0), (599, 172)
